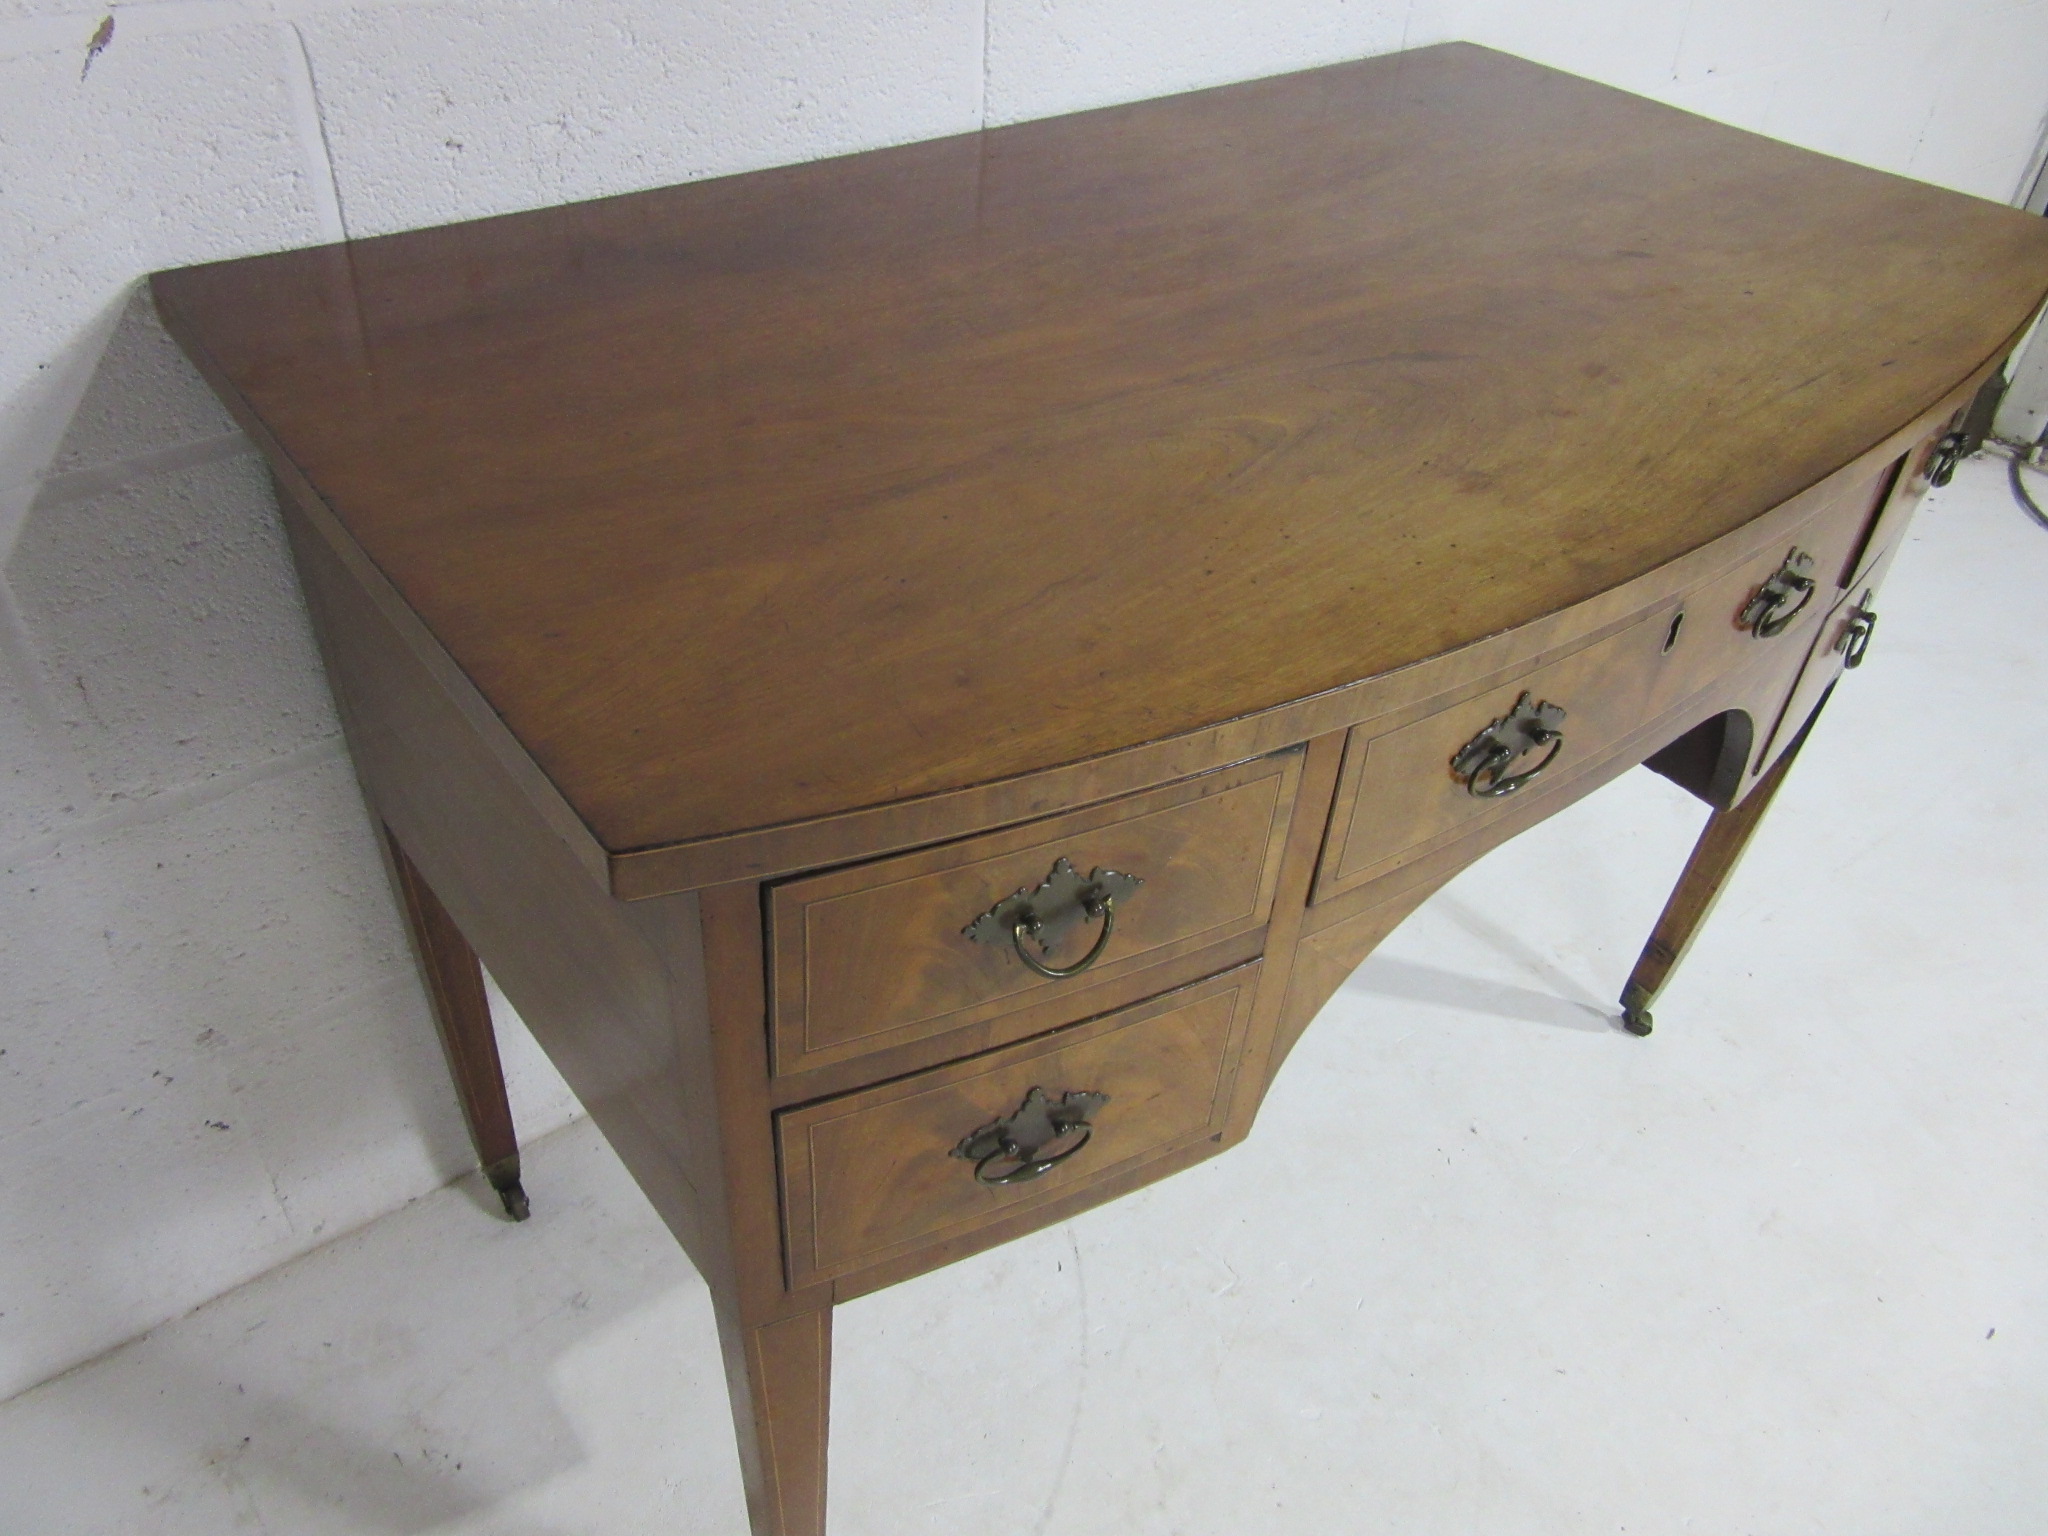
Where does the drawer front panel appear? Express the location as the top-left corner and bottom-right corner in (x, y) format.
(1315, 614), (1670, 902)
(1844, 438), (1936, 591)
(1647, 462), (1897, 719)
(1757, 494), (1919, 770)
(1313, 456), (1908, 905)
(779, 964), (1257, 1287)
(770, 752), (1300, 1077)
(1746, 449), (1926, 772)
(1757, 589), (1860, 773)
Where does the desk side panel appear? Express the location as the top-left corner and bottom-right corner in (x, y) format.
(278, 480), (731, 1283)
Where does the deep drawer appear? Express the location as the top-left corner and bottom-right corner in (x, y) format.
(777, 964), (1258, 1287)
(768, 751), (1300, 1077)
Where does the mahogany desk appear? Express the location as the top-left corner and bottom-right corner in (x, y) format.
(154, 44), (2048, 1535)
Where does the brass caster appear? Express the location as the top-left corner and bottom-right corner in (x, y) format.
(484, 1155), (531, 1221)
(497, 1179), (532, 1221)
(1619, 983), (1655, 1037)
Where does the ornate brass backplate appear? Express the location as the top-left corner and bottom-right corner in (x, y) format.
(952, 1085), (1110, 1185)
(1450, 692), (1568, 798)
(963, 857), (1143, 978)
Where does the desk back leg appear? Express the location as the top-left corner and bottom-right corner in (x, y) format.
(383, 826), (530, 1220)
(1620, 700), (1823, 1035)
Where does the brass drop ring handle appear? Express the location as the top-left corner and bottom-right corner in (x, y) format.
(1012, 894), (1116, 979)
(1927, 430), (1967, 488)
(975, 1125), (1093, 1185)
(1741, 550), (1818, 638)
(1451, 692), (1567, 799)
(1837, 596), (1877, 669)
(963, 858), (1143, 977)
(1461, 733), (1563, 797)
(954, 1087), (1108, 1187)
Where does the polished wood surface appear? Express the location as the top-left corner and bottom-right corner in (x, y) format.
(779, 965), (1256, 1286)
(1314, 454), (1903, 901)
(1647, 466), (1893, 725)
(769, 749), (1298, 1075)
(159, 42), (2048, 1536)
(152, 43), (2048, 875)
(1318, 612), (1671, 898)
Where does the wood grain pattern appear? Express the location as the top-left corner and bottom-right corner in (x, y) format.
(1647, 462), (1898, 720)
(731, 1310), (831, 1536)
(1317, 613), (1670, 900)
(1218, 730), (1348, 1136)
(278, 478), (715, 1247)
(281, 471), (829, 1531)
(154, 46), (2048, 1536)
(779, 965), (1257, 1286)
(768, 750), (1299, 1074)
(595, 391), (1986, 896)
(1276, 873), (1460, 1081)
(1314, 456), (1903, 903)
(152, 44), (2048, 873)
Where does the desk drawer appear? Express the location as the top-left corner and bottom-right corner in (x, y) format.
(778, 964), (1257, 1287)
(769, 752), (1300, 1077)
(1756, 484), (1922, 770)
(1648, 460), (1900, 715)
(1314, 615), (1671, 902)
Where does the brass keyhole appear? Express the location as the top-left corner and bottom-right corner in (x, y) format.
(1662, 609), (1686, 654)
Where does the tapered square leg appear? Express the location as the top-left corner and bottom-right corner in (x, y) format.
(719, 1306), (832, 1536)
(383, 826), (529, 1220)
(1620, 703), (1821, 1035)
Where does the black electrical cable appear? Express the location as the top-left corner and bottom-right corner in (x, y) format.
(2008, 449), (2048, 533)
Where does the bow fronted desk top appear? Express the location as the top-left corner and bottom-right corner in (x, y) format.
(154, 42), (2048, 1536)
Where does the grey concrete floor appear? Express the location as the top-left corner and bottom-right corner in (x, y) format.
(5, 454), (2047, 1535)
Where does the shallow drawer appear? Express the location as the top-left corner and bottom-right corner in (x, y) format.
(1315, 614), (1671, 903)
(768, 751), (1301, 1076)
(778, 964), (1258, 1287)
(1646, 459), (1901, 717)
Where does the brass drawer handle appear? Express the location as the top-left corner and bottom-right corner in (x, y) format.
(1451, 692), (1566, 798)
(1836, 593), (1877, 669)
(964, 857), (1142, 979)
(953, 1086), (1109, 1185)
(1013, 893), (1118, 978)
(1927, 430), (1967, 488)
(1740, 550), (1818, 638)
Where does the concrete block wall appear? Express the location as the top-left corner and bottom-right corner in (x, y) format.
(2, 0), (2044, 1405)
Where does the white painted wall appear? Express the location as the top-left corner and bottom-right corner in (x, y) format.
(2, 0), (2044, 1406)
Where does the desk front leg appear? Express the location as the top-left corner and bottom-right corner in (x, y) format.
(1620, 700), (1821, 1035)
(694, 881), (841, 1536)
(719, 1305), (833, 1536)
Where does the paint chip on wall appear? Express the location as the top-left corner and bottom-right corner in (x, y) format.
(81, 15), (113, 82)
